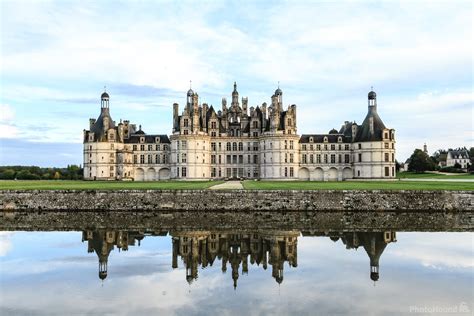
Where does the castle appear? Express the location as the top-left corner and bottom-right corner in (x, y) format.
(83, 83), (396, 181)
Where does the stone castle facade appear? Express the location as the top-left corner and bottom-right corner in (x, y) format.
(83, 83), (396, 181)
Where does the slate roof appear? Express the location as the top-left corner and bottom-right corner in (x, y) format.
(354, 107), (387, 142)
(299, 134), (351, 143)
(125, 134), (170, 144)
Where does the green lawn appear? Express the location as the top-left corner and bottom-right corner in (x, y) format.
(242, 180), (474, 191)
(0, 180), (223, 190)
(397, 172), (474, 179)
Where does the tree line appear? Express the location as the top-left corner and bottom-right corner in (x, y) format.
(0, 165), (83, 180)
(405, 147), (474, 173)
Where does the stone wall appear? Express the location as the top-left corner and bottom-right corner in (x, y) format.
(0, 190), (472, 212)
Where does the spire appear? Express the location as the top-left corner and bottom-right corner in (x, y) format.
(233, 81), (237, 92)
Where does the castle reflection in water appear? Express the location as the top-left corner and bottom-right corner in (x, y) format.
(82, 229), (396, 287)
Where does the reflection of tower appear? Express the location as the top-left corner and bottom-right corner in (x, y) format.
(361, 231), (396, 282)
(82, 229), (146, 280)
(330, 231), (396, 282)
(170, 230), (300, 288)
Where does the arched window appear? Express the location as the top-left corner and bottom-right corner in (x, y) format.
(226, 142), (231, 151)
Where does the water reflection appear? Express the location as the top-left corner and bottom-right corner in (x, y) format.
(82, 228), (397, 286)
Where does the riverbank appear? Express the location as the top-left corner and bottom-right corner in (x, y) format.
(0, 189), (472, 212)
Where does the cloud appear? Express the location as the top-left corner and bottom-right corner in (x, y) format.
(0, 232), (14, 256)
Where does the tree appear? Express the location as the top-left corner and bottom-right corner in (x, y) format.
(408, 149), (435, 173)
(53, 171), (62, 180)
(395, 160), (401, 172)
(453, 162), (461, 169)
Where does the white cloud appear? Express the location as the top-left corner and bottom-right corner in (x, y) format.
(0, 232), (14, 256)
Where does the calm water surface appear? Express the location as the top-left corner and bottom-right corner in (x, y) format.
(0, 227), (472, 315)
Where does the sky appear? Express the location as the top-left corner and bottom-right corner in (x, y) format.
(0, 0), (472, 167)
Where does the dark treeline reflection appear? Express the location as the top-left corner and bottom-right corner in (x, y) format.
(82, 229), (397, 287)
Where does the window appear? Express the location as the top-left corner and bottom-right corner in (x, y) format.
(345, 154), (350, 163)
(133, 145), (137, 151)
(183, 130), (188, 135)
(324, 155), (328, 163)
(181, 141), (187, 149)
(284, 167), (288, 177)
(290, 140), (294, 149)
(156, 144), (160, 151)
(155, 154), (160, 164)
(184, 119), (189, 127)
(253, 155), (258, 164)
(232, 142), (237, 151)
(309, 137), (313, 143)
(359, 153), (362, 162)
(290, 153), (294, 163)
(253, 121), (258, 128)
(324, 137), (328, 142)
(284, 140), (288, 149)
(330, 154), (336, 163)
(384, 143), (389, 149)
(253, 142), (258, 151)
(358, 143), (362, 149)
(384, 166), (389, 177)
(316, 154), (321, 163)
(239, 155), (243, 163)
(182, 167), (187, 177)
(310, 154), (314, 163)
(338, 154), (342, 163)
(384, 153), (389, 162)
(211, 121), (217, 129)
(290, 167), (294, 177)
(317, 144), (321, 151)
(211, 131), (216, 137)
(140, 155), (145, 164)
(218, 155), (222, 164)
(310, 144), (314, 151)
(302, 144), (307, 150)
(238, 142), (243, 151)
(232, 155), (237, 164)
(182, 153), (187, 163)
(285, 153), (288, 163)
(211, 168), (216, 177)
(140, 145), (145, 151)
(134, 155), (137, 164)
(227, 142), (231, 151)
(302, 154), (307, 163)
(345, 144), (350, 150)
(392, 153), (395, 162)
(384, 132), (388, 139)
(211, 142), (216, 151)
(148, 155), (152, 164)
(227, 155), (231, 164)
(331, 144), (335, 150)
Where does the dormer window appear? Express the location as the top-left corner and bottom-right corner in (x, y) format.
(155, 137), (160, 143)
(309, 137), (314, 143)
(338, 137), (342, 143)
(140, 137), (145, 143)
(324, 137), (328, 143)
(384, 132), (388, 139)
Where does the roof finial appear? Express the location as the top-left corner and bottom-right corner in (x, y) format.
(371, 86), (373, 91)
(278, 81), (280, 89)
(189, 80), (192, 89)
(139, 124), (142, 131)
(104, 85), (106, 92)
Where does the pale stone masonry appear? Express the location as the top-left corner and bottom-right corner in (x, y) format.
(83, 83), (395, 181)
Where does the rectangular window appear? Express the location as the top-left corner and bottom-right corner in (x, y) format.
(302, 144), (307, 151)
(182, 167), (187, 177)
(330, 154), (336, 163)
(253, 155), (258, 164)
(227, 155), (231, 164)
(227, 142), (231, 151)
(385, 166), (389, 177)
(219, 155), (222, 164)
(317, 144), (321, 151)
(184, 119), (189, 127)
(290, 140), (294, 149)
(134, 155), (137, 164)
(384, 153), (389, 162)
(310, 155), (314, 163)
(239, 155), (243, 164)
(384, 143), (389, 149)
(284, 140), (288, 149)
(310, 144), (314, 151)
(140, 145), (145, 151)
(140, 155), (145, 164)
(284, 153), (288, 163)
(181, 141), (187, 150)
(284, 167), (288, 177)
(148, 154), (152, 164)
(253, 142), (258, 151)
(358, 143), (362, 149)
(324, 155), (328, 163)
(302, 154), (307, 163)
(345, 144), (350, 150)
(211, 168), (216, 177)
(238, 142), (243, 151)
(290, 153), (294, 163)
(392, 153), (395, 162)
(331, 144), (335, 150)
(232, 143), (237, 151)
(156, 154), (160, 164)
(359, 153), (362, 162)
(226, 168), (231, 177)
(317, 154), (321, 163)
(290, 167), (294, 177)
(232, 155), (237, 164)
(182, 153), (187, 163)
(211, 155), (216, 164)
(345, 154), (350, 163)
(133, 145), (137, 151)
(148, 145), (153, 151)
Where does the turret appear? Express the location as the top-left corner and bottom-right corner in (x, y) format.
(242, 97), (248, 114)
(231, 82), (239, 107)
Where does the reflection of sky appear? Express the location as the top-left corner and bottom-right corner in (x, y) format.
(0, 232), (472, 315)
